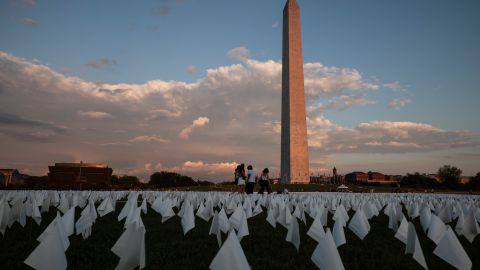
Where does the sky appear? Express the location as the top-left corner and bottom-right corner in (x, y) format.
(0, 0), (479, 181)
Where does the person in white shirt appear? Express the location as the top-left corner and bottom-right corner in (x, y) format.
(245, 165), (256, 194)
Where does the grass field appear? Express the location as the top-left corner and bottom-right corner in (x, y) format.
(172, 183), (480, 195)
(0, 197), (479, 269)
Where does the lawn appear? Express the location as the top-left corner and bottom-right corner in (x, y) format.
(0, 193), (479, 269)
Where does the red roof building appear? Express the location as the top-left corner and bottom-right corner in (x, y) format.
(48, 162), (113, 186)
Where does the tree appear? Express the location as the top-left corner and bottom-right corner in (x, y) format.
(149, 171), (195, 188)
(437, 165), (462, 188)
(117, 175), (140, 187)
(468, 172), (480, 190)
(401, 172), (440, 188)
(24, 175), (49, 189)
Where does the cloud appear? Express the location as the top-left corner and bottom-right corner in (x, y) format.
(0, 112), (66, 134)
(1, 49), (479, 178)
(16, 18), (39, 27)
(384, 81), (402, 90)
(0, 112), (66, 143)
(86, 58), (117, 69)
(227, 47), (250, 61)
(128, 135), (168, 143)
(311, 94), (375, 112)
(179, 117), (210, 139)
(388, 98), (411, 110)
(77, 111), (114, 120)
(185, 65), (197, 74)
(143, 109), (181, 123)
(307, 119), (479, 153)
(2, 130), (60, 143)
(304, 63), (379, 95)
(117, 160), (236, 181)
(181, 161), (237, 172)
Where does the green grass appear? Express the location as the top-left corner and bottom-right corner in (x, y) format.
(0, 200), (479, 269)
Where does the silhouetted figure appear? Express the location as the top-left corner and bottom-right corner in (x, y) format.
(258, 168), (272, 194)
(236, 164), (246, 193)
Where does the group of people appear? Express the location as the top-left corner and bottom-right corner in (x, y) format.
(234, 164), (272, 194)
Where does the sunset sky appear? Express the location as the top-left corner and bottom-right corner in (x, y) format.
(1, 0), (479, 181)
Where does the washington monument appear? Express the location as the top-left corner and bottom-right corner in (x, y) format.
(281, 0), (310, 183)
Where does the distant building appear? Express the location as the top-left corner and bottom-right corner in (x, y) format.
(0, 169), (26, 187)
(368, 172), (385, 181)
(345, 172), (369, 183)
(427, 174), (441, 182)
(459, 176), (472, 185)
(48, 162), (113, 186)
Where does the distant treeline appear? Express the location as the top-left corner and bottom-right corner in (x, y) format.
(3, 165), (480, 191)
(4, 171), (215, 190)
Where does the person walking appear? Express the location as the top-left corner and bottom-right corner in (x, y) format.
(258, 168), (272, 194)
(245, 165), (256, 194)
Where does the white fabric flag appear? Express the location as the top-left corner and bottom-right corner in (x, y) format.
(229, 205), (245, 231)
(292, 203), (306, 225)
(160, 199), (175, 223)
(181, 200), (195, 235)
(75, 206), (93, 239)
(252, 202), (263, 217)
(236, 209), (249, 241)
(24, 221), (68, 270)
(0, 199), (11, 235)
(286, 214), (300, 252)
(420, 207), (432, 233)
(387, 205), (398, 231)
(243, 199), (253, 219)
(333, 219), (347, 248)
(395, 215), (409, 244)
(276, 204), (292, 229)
(311, 229), (345, 270)
(209, 211), (222, 248)
(461, 210), (480, 243)
(406, 222), (428, 270)
(111, 223), (146, 270)
(266, 206), (277, 228)
(41, 196), (50, 213)
(118, 193), (138, 221)
(348, 209), (370, 240)
(307, 214), (325, 243)
(197, 203), (213, 222)
(151, 196), (162, 213)
(31, 198), (42, 226)
(209, 230), (250, 270)
(97, 197), (114, 217)
(333, 204), (349, 227)
(433, 227), (472, 270)
(455, 210), (465, 236)
(140, 198), (147, 215)
(61, 207), (75, 236)
(427, 215), (447, 245)
(57, 196), (69, 214)
(218, 208), (230, 234)
(37, 212), (69, 251)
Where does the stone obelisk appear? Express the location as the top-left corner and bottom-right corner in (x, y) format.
(281, 0), (309, 183)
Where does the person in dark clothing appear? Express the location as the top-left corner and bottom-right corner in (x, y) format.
(258, 168), (272, 194)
